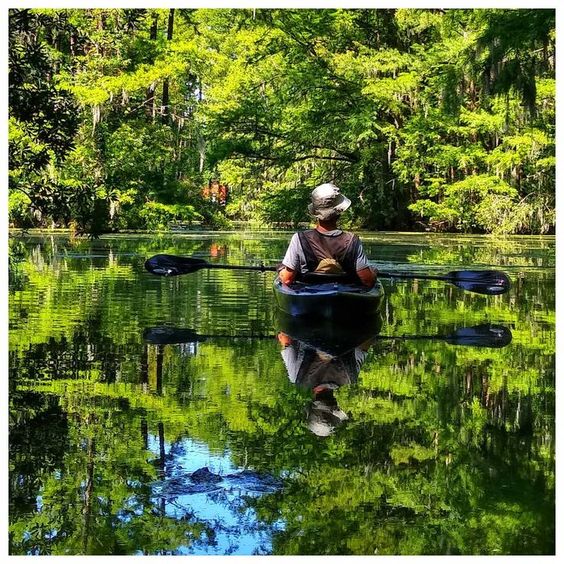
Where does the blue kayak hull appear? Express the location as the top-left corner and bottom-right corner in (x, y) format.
(273, 278), (385, 319)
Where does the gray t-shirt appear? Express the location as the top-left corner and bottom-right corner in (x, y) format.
(281, 343), (367, 385)
(281, 229), (370, 274)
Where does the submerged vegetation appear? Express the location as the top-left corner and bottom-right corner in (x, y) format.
(9, 8), (555, 234)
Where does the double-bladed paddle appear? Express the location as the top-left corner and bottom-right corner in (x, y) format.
(144, 253), (510, 296)
(143, 324), (512, 349)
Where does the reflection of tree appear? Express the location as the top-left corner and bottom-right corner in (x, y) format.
(9, 233), (555, 555)
(81, 429), (95, 553)
(9, 399), (206, 555)
(11, 330), (555, 554)
(243, 335), (555, 555)
(9, 392), (69, 521)
(8, 235), (283, 352)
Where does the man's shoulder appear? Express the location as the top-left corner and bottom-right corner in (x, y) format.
(286, 232), (303, 251)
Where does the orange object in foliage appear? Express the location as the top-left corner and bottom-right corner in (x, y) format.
(218, 184), (228, 205)
(203, 180), (229, 205)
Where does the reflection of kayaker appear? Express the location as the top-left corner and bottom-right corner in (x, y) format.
(276, 311), (383, 356)
(279, 333), (367, 389)
(278, 330), (372, 437)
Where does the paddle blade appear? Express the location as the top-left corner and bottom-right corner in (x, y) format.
(145, 254), (209, 276)
(445, 324), (512, 348)
(448, 270), (511, 295)
(143, 326), (205, 345)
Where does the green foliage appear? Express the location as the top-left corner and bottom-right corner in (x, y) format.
(474, 9), (555, 115)
(9, 9), (82, 225)
(9, 191), (34, 227)
(139, 201), (202, 231)
(8, 8), (555, 234)
(409, 174), (519, 233)
(256, 184), (311, 227)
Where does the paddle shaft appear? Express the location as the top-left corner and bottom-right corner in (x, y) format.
(206, 264), (502, 285)
(206, 263), (276, 273)
(172, 261), (498, 283)
(379, 271), (460, 282)
(144, 254), (510, 294)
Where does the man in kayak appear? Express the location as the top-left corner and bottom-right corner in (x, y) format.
(278, 183), (377, 287)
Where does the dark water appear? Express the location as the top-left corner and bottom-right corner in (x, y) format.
(8, 231), (555, 555)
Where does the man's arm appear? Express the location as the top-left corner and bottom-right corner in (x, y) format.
(279, 233), (301, 285)
(354, 238), (377, 287)
(357, 266), (377, 288)
(279, 267), (297, 285)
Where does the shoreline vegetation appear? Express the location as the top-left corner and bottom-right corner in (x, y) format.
(9, 227), (556, 243)
(9, 8), (555, 237)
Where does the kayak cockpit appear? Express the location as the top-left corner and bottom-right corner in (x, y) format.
(273, 277), (384, 319)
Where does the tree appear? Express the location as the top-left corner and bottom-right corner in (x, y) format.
(9, 9), (80, 226)
(8, 8), (555, 234)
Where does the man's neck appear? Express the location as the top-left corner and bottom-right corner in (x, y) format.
(316, 220), (339, 232)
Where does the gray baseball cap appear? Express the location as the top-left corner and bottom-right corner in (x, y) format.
(307, 183), (351, 220)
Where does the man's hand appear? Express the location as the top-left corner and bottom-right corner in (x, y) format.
(357, 266), (377, 288)
(279, 267), (296, 285)
(277, 332), (293, 347)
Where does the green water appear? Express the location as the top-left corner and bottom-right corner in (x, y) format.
(8, 231), (555, 555)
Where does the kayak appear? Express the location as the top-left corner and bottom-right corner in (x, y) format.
(273, 276), (385, 319)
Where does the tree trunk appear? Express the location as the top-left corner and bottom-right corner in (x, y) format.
(161, 9), (175, 124)
(197, 76), (206, 172)
(96, 10), (106, 57)
(145, 11), (159, 120)
(412, 171), (420, 203)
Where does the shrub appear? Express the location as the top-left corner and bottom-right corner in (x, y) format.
(409, 174), (519, 233)
(8, 191), (35, 228)
(139, 202), (203, 231)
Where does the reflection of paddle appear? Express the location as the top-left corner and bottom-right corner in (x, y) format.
(144, 254), (510, 295)
(377, 324), (512, 348)
(142, 326), (271, 345)
(143, 324), (512, 349)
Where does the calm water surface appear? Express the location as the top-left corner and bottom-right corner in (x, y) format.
(8, 230), (555, 555)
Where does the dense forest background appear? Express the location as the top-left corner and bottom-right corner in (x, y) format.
(8, 8), (555, 235)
